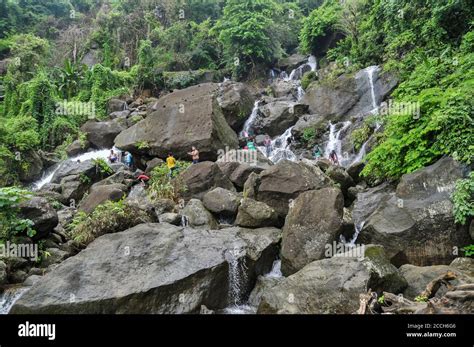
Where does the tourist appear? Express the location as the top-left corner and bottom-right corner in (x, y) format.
(124, 152), (133, 168)
(313, 144), (322, 160)
(108, 149), (118, 163)
(188, 146), (200, 164)
(166, 153), (177, 178)
(264, 134), (272, 157)
(136, 173), (150, 186)
(247, 137), (256, 151)
(329, 150), (339, 165)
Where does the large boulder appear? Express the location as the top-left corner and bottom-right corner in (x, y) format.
(276, 54), (308, 71)
(18, 197), (58, 239)
(114, 83), (239, 161)
(291, 114), (326, 140)
(18, 150), (43, 183)
(180, 161), (235, 200)
(247, 160), (332, 217)
(281, 188), (344, 276)
(66, 139), (90, 157)
(217, 161), (265, 189)
(80, 119), (127, 149)
(356, 157), (471, 266)
(182, 199), (218, 230)
(235, 198), (280, 228)
(11, 223), (280, 313)
(78, 184), (127, 214)
(217, 81), (255, 131)
(202, 188), (240, 217)
(399, 262), (473, 300)
(269, 79), (300, 99)
(107, 98), (128, 114)
(258, 245), (407, 314)
(253, 101), (308, 137)
(302, 66), (397, 120)
(51, 160), (98, 184)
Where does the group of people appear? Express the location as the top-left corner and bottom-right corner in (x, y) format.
(167, 146), (200, 178)
(312, 144), (339, 165)
(108, 149), (134, 168)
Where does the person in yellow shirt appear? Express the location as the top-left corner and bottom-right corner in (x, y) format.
(166, 153), (177, 178)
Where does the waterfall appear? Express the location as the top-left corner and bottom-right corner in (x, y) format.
(0, 286), (29, 314)
(259, 126), (297, 163)
(180, 215), (189, 227)
(365, 66), (380, 114)
(264, 260), (282, 278)
(324, 121), (351, 162)
(32, 148), (114, 190)
(297, 86), (305, 101)
(240, 100), (261, 137)
(225, 246), (247, 306)
(308, 55), (317, 72)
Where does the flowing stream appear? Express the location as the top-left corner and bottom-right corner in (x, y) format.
(32, 148), (113, 190)
(0, 286), (29, 314)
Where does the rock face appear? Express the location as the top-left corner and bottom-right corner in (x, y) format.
(235, 198), (280, 228)
(66, 139), (90, 157)
(107, 98), (128, 114)
(18, 150), (43, 183)
(81, 119), (127, 149)
(277, 54), (308, 71)
(217, 81), (255, 131)
(181, 161), (235, 200)
(182, 199), (218, 230)
(11, 223), (280, 314)
(78, 184), (127, 214)
(253, 101), (308, 137)
(258, 245), (407, 314)
(114, 83), (239, 161)
(281, 188), (344, 276)
(356, 157), (471, 266)
(18, 197), (58, 239)
(217, 161), (265, 189)
(246, 160), (332, 217)
(302, 66), (397, 120)
(202, 188), (240, 217)
(399, 262), (473, 300)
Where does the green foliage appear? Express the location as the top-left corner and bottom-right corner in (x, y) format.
(301, 71), (317, 90)
(414, 295), (429, 303)
(68, 199), (147, 245)
(452, 173), (474, 225)
(351, 124), (372, 151)
(461, 245), (474, 257)
(0, 187), (36, 241)
(302, 127), (316, 143)
(300, 0), (341, 55)
(214, 0), (282, 78)
(148, 162), (191, 202)
(93, 158), (113, 177)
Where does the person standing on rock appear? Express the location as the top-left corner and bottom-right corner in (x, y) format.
(125, 152), (133, 169)
(264, 134), (272, 157)
(108, 149), (118, 163)
(167, 153), (177, 178)
(188, 146), (199, 164)
(247, 137), (256, 151)
(313, 144), (322, 160)
(329, 150), (339, 165)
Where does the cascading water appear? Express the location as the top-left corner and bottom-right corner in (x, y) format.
(32, 148), (114, 190)
(324, 121), (352, 165)
(264, 260), (282, 279)
(220, 245), (256, 314)
(365, 66), (380, 114)
(259, 126), (297, 163)
(0, 286), (29, 314)
(240, 100), (261, 137)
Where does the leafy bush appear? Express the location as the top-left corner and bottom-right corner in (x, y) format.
(452, 172), (474, 225)
(148, 162), (191, 202)
(301, 71), (317, 90)
(461, 245), (474, 257)
(68, 199), (148, 245)
(0, 187), (36, 241)
(350, 124), (372, 151)
(93, 158), (113, 177)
